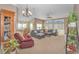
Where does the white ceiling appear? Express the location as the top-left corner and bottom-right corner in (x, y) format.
(14, 4), (74, 19)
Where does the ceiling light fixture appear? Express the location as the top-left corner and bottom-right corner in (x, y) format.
(22, 5), (32, 17)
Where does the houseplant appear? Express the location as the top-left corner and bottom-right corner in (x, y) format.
(68, 12), (77, 23)
(67, 11), (78, 53)
(3, 39), (19, 54)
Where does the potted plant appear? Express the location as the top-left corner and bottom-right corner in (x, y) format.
(9, 39), (19, 54)
(3, 39), (19, 54)
(68, 12), (77, 23)
(67, 36), (76, 53)
(67, 11), (78, 53)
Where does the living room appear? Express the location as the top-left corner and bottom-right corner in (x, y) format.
(0, 4), (79, 54)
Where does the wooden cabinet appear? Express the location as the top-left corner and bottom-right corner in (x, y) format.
(0, 9), (15, 43)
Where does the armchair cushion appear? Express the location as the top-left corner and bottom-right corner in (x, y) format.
(14, 33), (34, 49)
(23, 34), (32, 41)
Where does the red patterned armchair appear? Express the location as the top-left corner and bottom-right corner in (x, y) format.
(14, 33), (34, 49)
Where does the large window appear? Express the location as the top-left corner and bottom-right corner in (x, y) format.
(37, 24), (42, 30)
(30, 23), (33, 30)
(23, 24), (26, 29)
(48, 24), (53, 29)
(45, 20), (54, 29)
(54, 19), (64, 35)
(45, 19), (65, 35)
(18, 23), (23, 30)
(18, 23), (27, 30)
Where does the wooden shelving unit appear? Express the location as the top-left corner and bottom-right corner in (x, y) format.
(0, 9), (15, 47)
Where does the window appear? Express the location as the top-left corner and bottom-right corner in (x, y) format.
(30, 23), (33, 30)
(37, 24), (42, 30)
(54, 19), (64, 35)
(45, 19), (65, 35)
(18, 23), (23, 30)
(18, 23), (27, 30)
(23, 24), (27, 29)
(48, 24), (53, 29)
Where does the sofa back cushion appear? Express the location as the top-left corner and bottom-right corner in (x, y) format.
(34, 30), (37, 33)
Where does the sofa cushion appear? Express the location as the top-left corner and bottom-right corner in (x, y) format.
(36, 33), (45, 36)
(34, 30), (37, 33)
